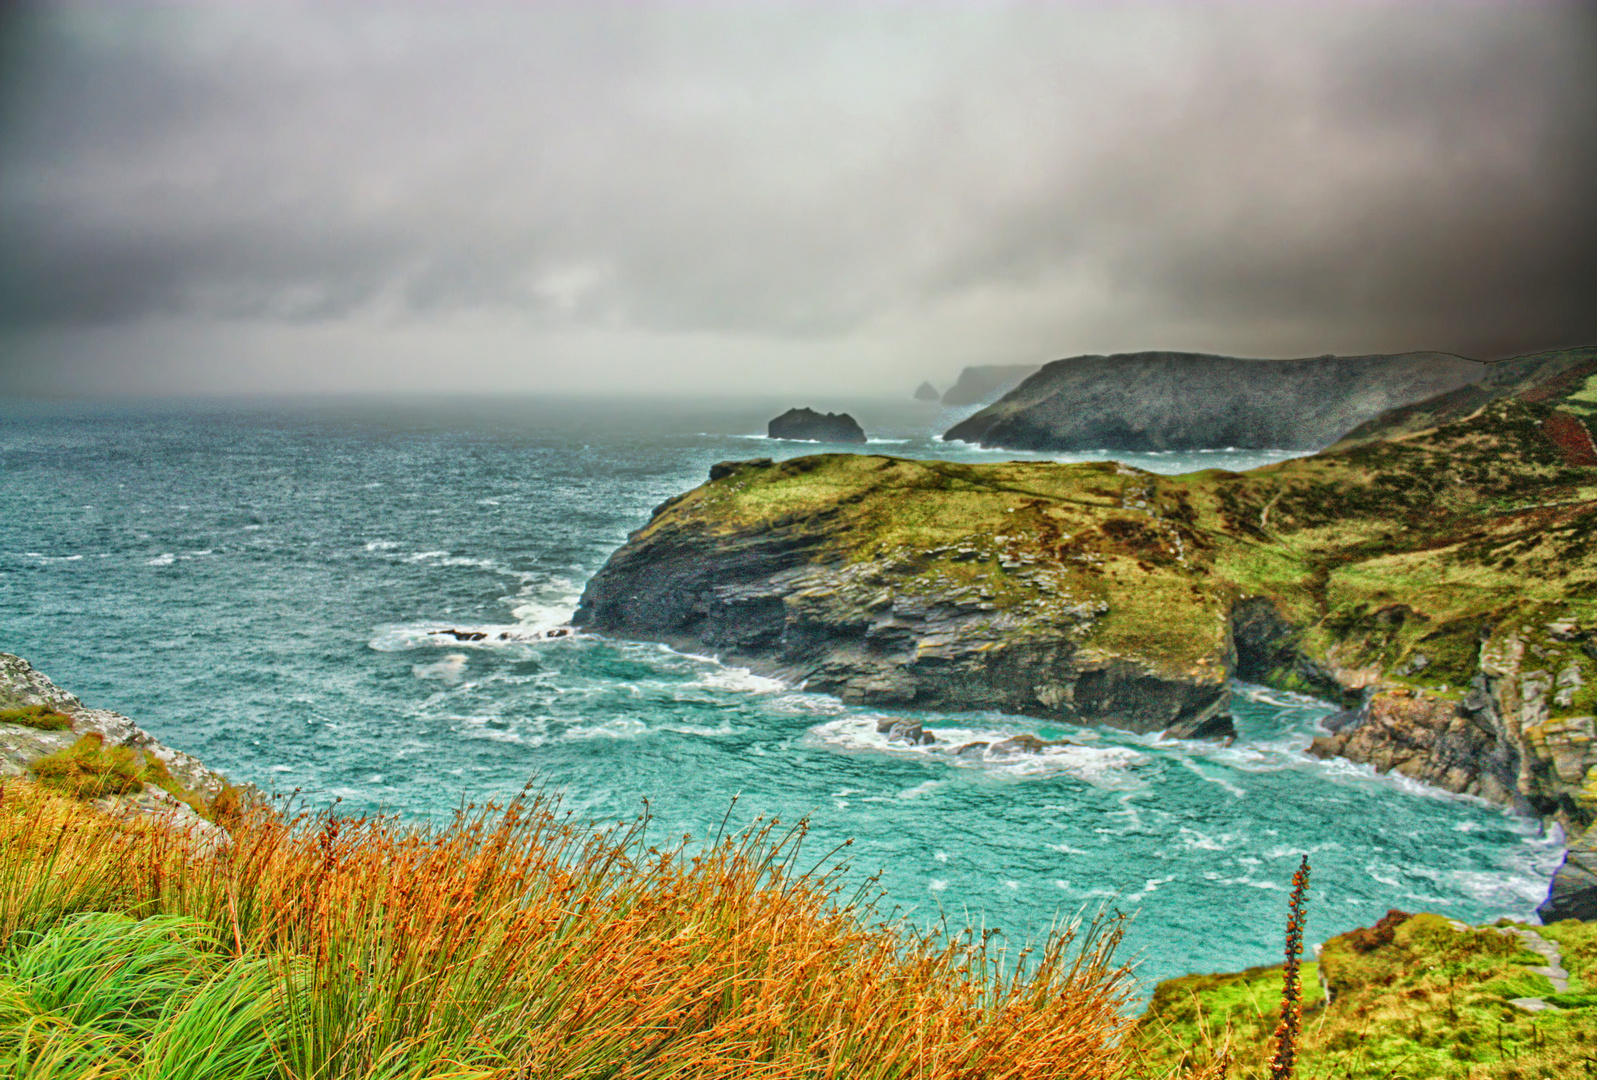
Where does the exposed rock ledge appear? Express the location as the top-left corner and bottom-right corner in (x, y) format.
(1, 651), (235, 846)
(578, 353), (1597, 918)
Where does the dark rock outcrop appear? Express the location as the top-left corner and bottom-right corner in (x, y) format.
(1540, 829), (1597, 922)
(944, 350), (1490, 451)
(913, 381), (940, 402)
(939, 364), (1041, 407)
(768, 407), (867, 444)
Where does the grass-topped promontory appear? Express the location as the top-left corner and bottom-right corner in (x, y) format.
(0, 777), (1153, 1080)
(618, 363), (1597, 734)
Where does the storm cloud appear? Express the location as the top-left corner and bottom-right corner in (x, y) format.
(1, 1), (1594, 396)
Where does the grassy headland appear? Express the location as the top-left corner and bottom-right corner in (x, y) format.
(577, 355), (1597, 825)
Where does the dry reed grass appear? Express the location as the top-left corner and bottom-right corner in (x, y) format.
(1, 779), (1140, 1079)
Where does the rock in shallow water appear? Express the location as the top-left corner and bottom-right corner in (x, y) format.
(1539, 829), (1597, 922)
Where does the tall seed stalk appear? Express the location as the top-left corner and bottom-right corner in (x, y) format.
(1269, 855), (1311, 1080)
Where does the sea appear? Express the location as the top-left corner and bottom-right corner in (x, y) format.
(0, 394), (1563, 995)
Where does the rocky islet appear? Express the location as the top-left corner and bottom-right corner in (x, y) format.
(766, 407), (868, 443)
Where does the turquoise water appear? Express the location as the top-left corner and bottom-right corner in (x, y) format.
(0, 395), (1561, 993)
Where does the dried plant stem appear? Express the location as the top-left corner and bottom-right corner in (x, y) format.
(1269, 854), (1311, 1080)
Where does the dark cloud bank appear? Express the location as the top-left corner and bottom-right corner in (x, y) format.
(1, 2), (1594, 397)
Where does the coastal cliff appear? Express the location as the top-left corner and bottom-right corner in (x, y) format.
(575, 454), (1238, 739)
(938, 364), (1041, 407)
(941, 348), (1585, 452)
(578, 354), (1597, 912)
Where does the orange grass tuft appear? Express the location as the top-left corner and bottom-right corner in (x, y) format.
(1, 778), (1138, 1078)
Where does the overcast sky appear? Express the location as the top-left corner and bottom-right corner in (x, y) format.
(1, 1), (1594, 398)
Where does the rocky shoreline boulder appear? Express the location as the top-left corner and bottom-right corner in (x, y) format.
(767, 407), (867, 443)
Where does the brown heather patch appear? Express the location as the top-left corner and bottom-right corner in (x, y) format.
(1544, 411), (1597, 466)
(1516, 358), (1597, 405)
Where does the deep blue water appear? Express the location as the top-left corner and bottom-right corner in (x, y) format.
(0, 395), (1561, 993)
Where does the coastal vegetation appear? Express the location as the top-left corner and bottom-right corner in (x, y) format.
(10, 769), (1597, 1077)
(1134, 910), (1597, 1079)
(0, 777), (1143, 1079)
(0, 705), (72, 732)
(27, 731), (231, 821)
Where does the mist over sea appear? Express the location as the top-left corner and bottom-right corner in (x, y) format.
(0, 395), (1562, 992)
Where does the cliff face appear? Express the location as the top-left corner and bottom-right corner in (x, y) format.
(580, 355), (1597, 911)
(944, 350), (1498, 452)
(576, 455), (1237, 739)
(938, 364), (1041, 407)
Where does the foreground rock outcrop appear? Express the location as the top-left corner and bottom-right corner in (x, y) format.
(767, 407), (867, 443)
(1, 652), (236, 841)
(943, 348), (1590, 452)
(581, 349), (1597, 912)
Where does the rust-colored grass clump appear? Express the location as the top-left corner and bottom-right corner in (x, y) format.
(0, 778), (1140, 1079)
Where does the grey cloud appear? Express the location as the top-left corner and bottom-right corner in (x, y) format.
(0, 1), (1594, 392)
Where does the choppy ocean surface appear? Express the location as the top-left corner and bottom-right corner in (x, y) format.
(0, 395), (1562, 993)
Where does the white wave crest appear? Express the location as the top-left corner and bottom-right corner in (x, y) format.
(805, 715), (1145, 784)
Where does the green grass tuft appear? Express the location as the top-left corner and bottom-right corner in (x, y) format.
(29, 734), (144, 800)
(0, 705), (73, 732)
